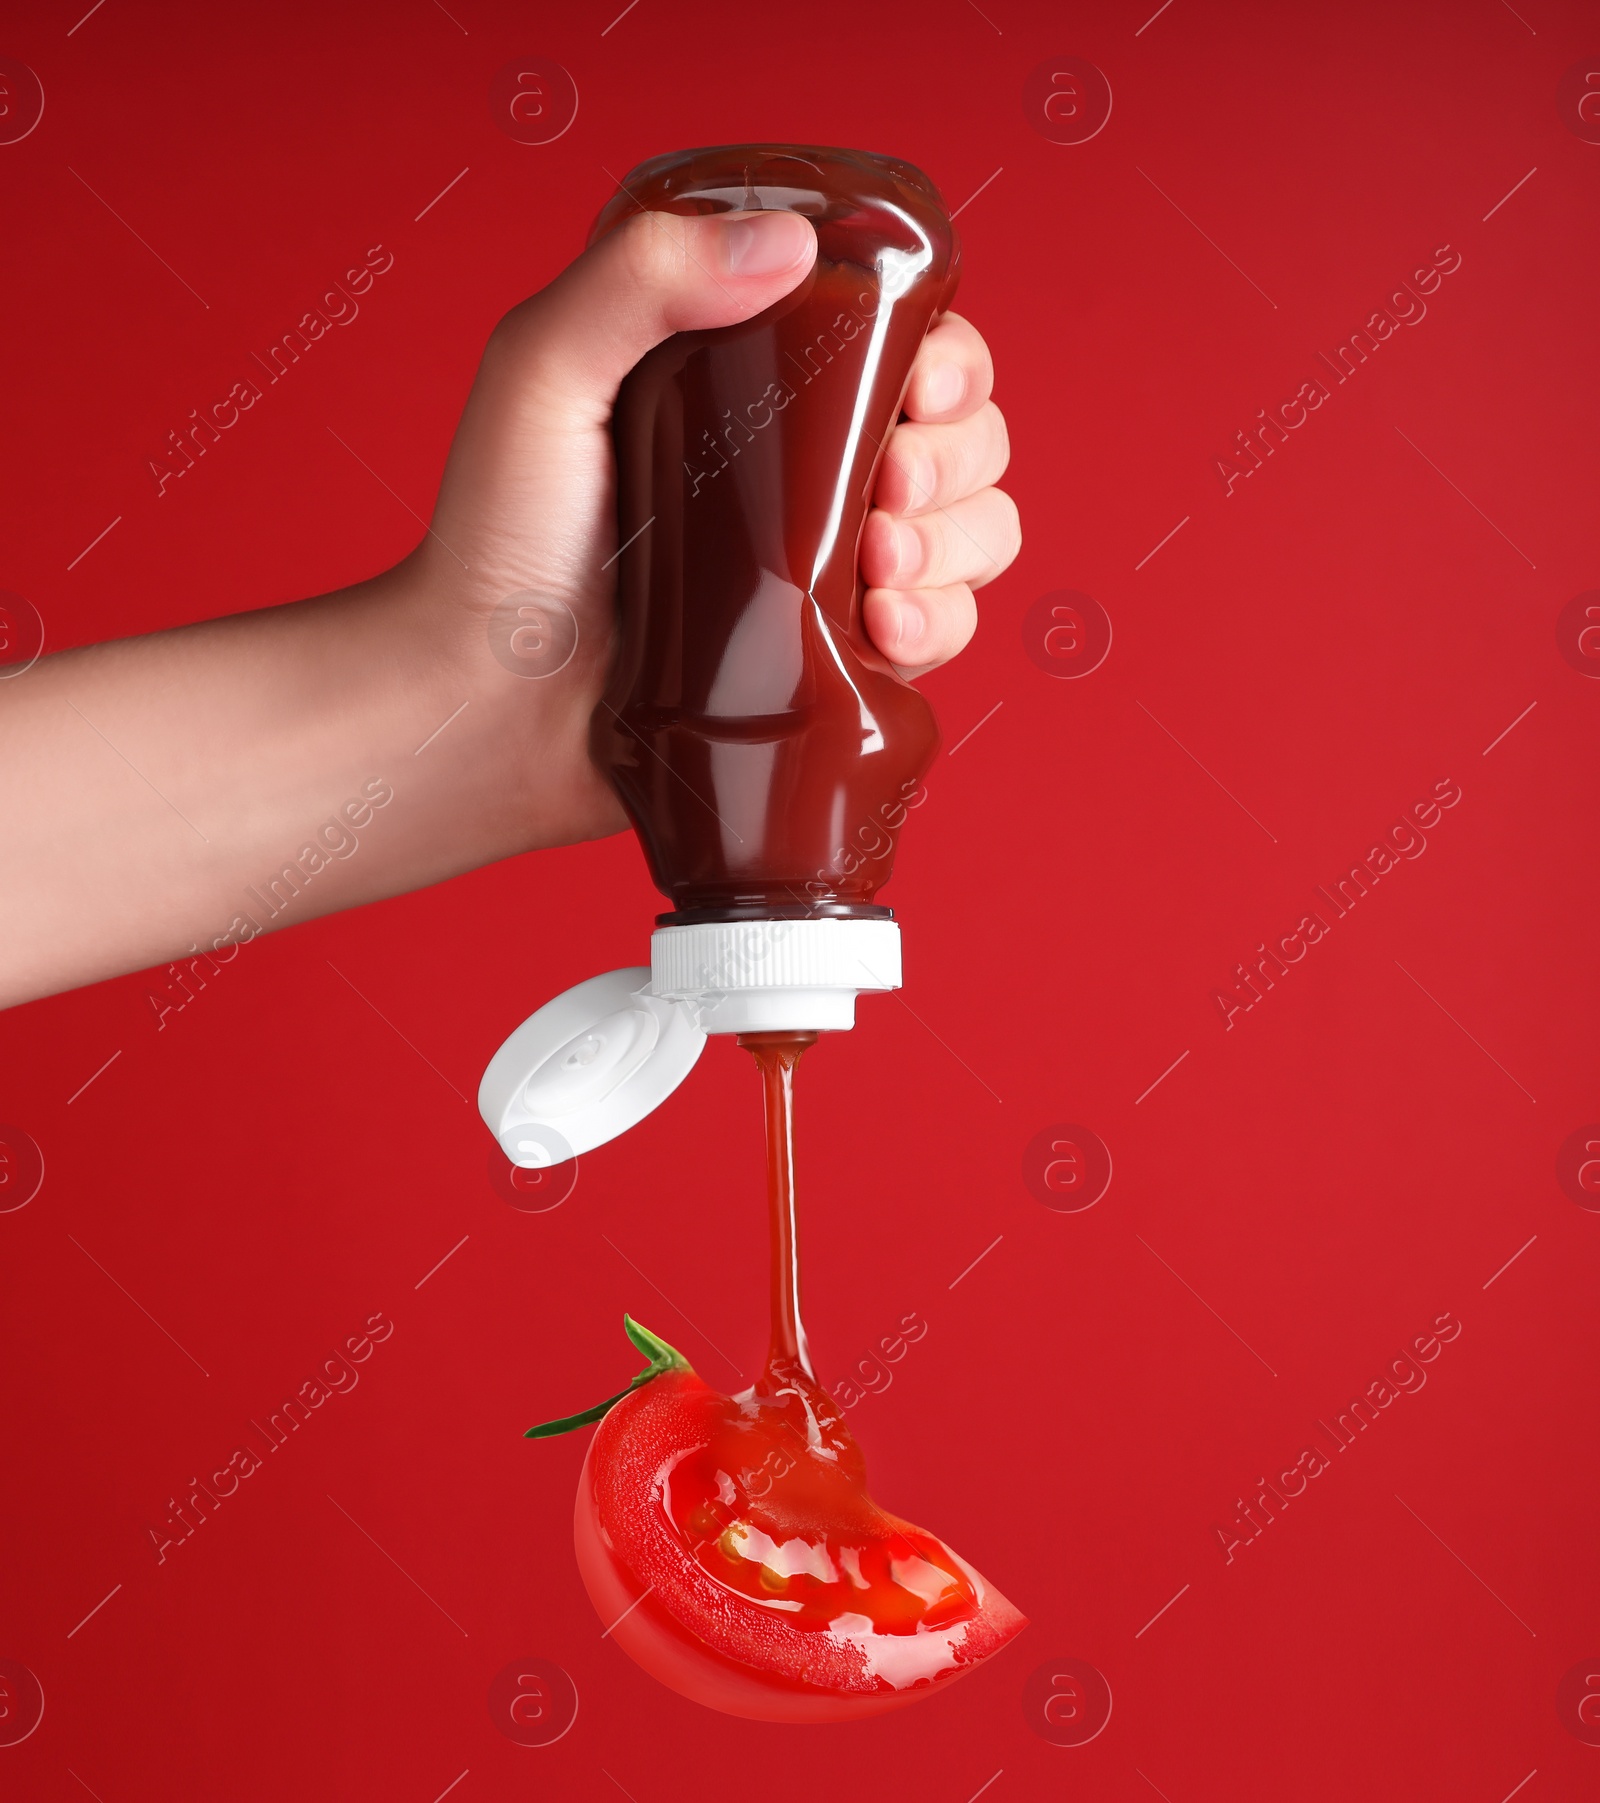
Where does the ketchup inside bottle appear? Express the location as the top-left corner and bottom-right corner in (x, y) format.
(589, 145), (959, 924)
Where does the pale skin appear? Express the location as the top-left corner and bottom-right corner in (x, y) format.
(0, 208), (1020, 1010)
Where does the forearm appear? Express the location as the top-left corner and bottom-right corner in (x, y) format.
(0, 561), (604, 1008)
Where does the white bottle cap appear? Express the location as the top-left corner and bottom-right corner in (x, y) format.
(478, 968), (706, 1168)
(650, 916), (901, 1033)
(478, 919), (901, 1166)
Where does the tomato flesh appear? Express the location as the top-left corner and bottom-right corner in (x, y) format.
(575, 1360), (1026, 1720)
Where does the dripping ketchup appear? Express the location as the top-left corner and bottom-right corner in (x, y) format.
(570, 1034), (1025, 1721)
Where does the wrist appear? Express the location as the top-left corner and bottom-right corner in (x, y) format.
(380, 550), (624, 864)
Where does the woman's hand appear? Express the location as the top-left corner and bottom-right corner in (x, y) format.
(412, 207), (1020, 848)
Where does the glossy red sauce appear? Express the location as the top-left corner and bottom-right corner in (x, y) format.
(573, 1032), (1022, 1720)
(674, 1032), (984, 1640)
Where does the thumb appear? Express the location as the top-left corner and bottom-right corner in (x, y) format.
(497, 208), (817, 422)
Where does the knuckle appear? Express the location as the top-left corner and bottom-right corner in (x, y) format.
(940, 406), (1004, 498)
(974, 491), (1020, 580)
(905, 515), (945, 576)
(923, 511), (959, 577)
(929, 433), (960, 496)
(985, 403), (1011, 480)
(929, 430), (968, 501)
(960, 327), (996, 400)
(886, 431), (922, 492)
(616, 209), (684, 287)
(966, 418), (995, 490)
(937, 501), (998, 587)
(940, 586), (979, 655)
(487, 295), (538, 361)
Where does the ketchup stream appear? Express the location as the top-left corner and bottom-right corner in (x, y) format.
(743, 1031), (816, 1381)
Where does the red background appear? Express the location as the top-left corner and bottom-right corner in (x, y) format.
(3, 1), (1598, 1798)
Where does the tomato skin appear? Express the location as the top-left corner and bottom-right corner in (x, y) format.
(574, 1367), (1026, 1721)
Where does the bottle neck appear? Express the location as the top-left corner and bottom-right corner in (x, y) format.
(655, 901), (894, 928)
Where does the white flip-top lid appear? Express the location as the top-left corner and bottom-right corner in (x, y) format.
(479, 918), (902, 1167)
(478, 968), (706, 1168)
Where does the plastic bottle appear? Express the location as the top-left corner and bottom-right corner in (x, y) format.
(480, 145), (958, 1166)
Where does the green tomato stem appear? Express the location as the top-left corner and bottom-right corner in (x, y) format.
(524, 1314), (692, 1439)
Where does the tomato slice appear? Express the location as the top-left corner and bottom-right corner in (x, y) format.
(573, 1357), (1026, 1721)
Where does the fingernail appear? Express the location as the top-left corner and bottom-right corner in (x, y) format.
(904, 456), (933, 504)
(924, 363), (965, 414)
(723, 211), (811, 276)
